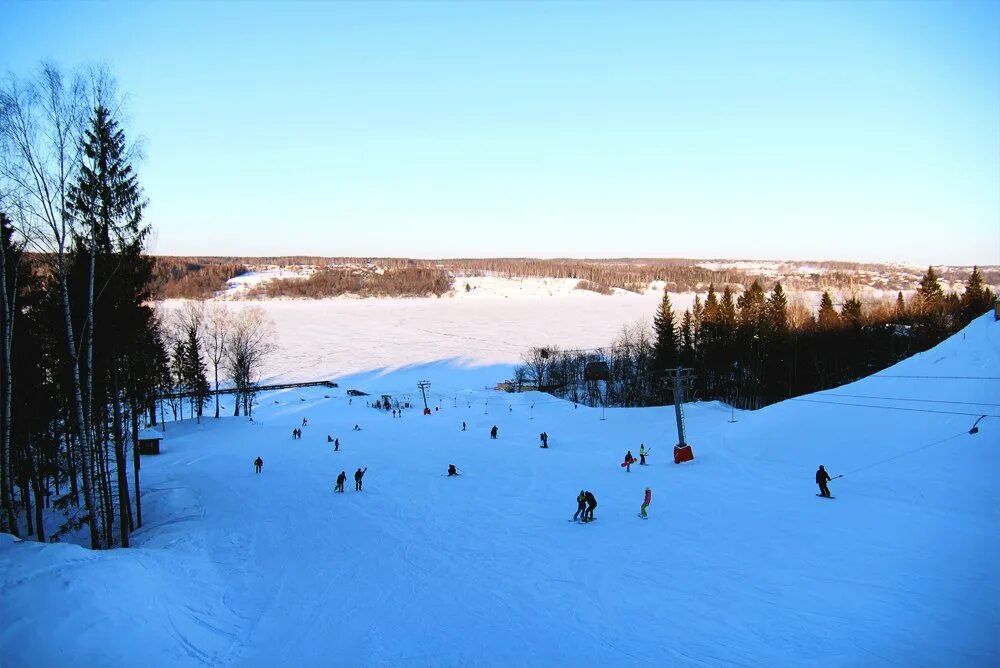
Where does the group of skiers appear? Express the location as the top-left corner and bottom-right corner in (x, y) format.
(334, 467), (367, 492)
(573, 490), (598, 522)
(327, 435), (340, 451)
(539, 432), (549, 448)
(291, 428), (303, 439)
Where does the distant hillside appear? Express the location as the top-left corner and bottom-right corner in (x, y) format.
(148, 256), (1000, 301)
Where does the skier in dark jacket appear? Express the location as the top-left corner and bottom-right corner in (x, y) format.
(354, 467), (367, 491)
(573, 490), (586, 520)
(583, 491), (597, 521)
(254, 457), (263, 474)
(448, 464), (458, 476)
(816, 465), (833, 497)
(490, 425), (498, 439)
(336, 471), (347, 493)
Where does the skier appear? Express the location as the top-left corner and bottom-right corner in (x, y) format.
(447, 464), (458, 477)
(573, 490), (586, 520)
(639, 444), (647, 466)
(543, 432), (548, 447)
(334, 438), (340, 452)
(490, 425), (498, 439)
(640, 486), (651, 518)
(583, 491), (597, 522)
(393, 409), (397, 418)
(254, 457), (263, 474)
(335, 471), (347, 493)
(354, 467), (367, 491)
(353, 424), (362, 431)
(462, 421), (467, 431)
(302, 417), (308, 427)
(624, 450), (635, 472)
(816, 465), (833, 498)
(291, 428), (297, 440)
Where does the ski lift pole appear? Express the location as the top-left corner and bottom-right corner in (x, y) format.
(418, 381), (431, 414)
(671, 367), (695, 464)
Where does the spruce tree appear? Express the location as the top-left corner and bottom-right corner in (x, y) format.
(652, 291), (679, 400)
(184, 328), (210, 422)
(765, 283), (789, 333)
(894, 291), (907, 322)
(961, 266), (995, 323)
(917, 266), (944, 312)
(817, 291), (840, 329)
(841, 297), (863, 325)
(679, 310), (695, 367)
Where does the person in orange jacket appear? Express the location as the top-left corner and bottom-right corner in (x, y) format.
(640, 487), (651, 518)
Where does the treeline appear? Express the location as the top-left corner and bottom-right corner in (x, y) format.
(150, 258), (248, 299)
(248, 266), (452, 298)
(1, 66), (167, 548)
(514, 266), (996, 411)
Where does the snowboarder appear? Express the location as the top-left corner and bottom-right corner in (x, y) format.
(583, 491), (597, 521)
(254, 457), (263, 474)
(353, 424), (362, 431)
(354, 467), (367, 491)
(639, 444), (647, 466)
(447, 464), (458, 477)
(334, 438), (340, 451)
(624, 450), (635, 472)
(327, 435), (333, 443)
(816, 465), (833, 498)
(573, 490), (586, 520)
(490, 425), (498, 439)
(640, 486), (651, 518)
(336, 471), (347, 493)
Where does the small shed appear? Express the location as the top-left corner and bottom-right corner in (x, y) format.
(138, 428), (164, 455)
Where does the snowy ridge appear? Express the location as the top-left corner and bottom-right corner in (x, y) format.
(2, 315), (998, 667)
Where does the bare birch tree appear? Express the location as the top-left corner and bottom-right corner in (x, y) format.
(0, 64), (102, 546)
(204, 304), (231, 418)
(226, 307), (276, 417)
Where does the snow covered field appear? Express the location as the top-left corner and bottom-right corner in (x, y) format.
(2, 314), (998, 667)
(161, 276), (912, 384)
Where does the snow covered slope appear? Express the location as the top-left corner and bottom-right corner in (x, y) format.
(2, 315), (998, 667)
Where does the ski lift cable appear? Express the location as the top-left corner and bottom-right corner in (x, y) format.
(815, 392), (1000, 407)
(791, 397), (1000, 418)
(834, 431), (969, 480)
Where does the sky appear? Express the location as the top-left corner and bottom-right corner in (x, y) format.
(3, 1), (999, 265)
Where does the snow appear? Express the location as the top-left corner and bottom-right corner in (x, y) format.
(161, 278), (692, 383)
(2, 314), (998, 667)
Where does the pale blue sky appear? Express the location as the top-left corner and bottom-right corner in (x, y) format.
(3, 1), (998, 264)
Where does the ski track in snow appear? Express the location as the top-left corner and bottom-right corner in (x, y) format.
(1, 314), (999, 667)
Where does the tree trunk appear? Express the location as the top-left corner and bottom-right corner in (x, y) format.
(32, 473), (45, 543)
(130, 395), (142, 529)
(111, 361), (130, 547)
(60, 272), (101, 549)
(0, 243), (19, 536)
(214, 364), (220, 418)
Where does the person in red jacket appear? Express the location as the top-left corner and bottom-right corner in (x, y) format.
(640, 486), (651, 518)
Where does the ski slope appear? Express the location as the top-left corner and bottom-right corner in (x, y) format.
(2, 315), (999, 667)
